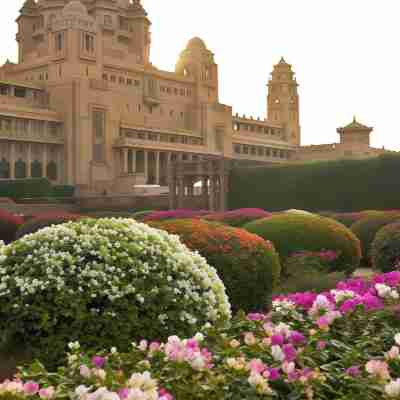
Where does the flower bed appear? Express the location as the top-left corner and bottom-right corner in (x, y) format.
(204, 208), (271, 227)
(142, 209), (209, 222)
(5, 271), (400, 399)
(0, 218), (230, 367)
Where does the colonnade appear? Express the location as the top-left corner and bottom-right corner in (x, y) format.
(120, 148), (200, 186)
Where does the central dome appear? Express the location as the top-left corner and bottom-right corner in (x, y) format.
(187, 37), (207, 50)
(63, 0), (88, 16)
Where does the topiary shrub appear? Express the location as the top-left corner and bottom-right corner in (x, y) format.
(0, 210), (23, 244)
(244, 213), (361, 272)
(350, 213), (400, 263)
(143, 209), (209, 222)
(0, 218), (230, 368)
(203, 208), (271, 227)
(371, 222), (400, 272)
(149, 219), (281, 312)
(15, 212), (83, 239)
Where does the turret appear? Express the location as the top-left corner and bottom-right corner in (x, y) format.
(267, 57), (301, 145)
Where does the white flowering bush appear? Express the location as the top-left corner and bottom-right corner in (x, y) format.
(0, 218), (231, 367)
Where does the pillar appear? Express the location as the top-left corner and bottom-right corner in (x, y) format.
(10, 142), (15, 179)
(27, 143), (32, 178)
(202, 177), (208, 209)
(144, 151), (148, 183)
(177, 176), (184, 208)
(209, 176), (215, 211)
(219, 174), (227, 212)
(43, 144), (48, 179)
(132, 149), (137, 173)
(123, 148), (128, 174)
(155, 151), (160, 185)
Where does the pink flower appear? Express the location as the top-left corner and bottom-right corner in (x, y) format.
(346, 366), (361, 377)
(289, 331), (306, 346)
(159, 388), (174, 400)
(271, 334), (284, 346)
(365, 360), (390, 380)
(317, 340), (327, 350)
(266, 367), (281, 381)
(91, 356), (106, 369)
(247, 313), (267, 321)
(248, 359), (266, 374)
(118, 388), (130, 399)
(79, 365), (91, 378)
(38, 387), (55, 399)
(282, 344), (297, 362)
(23, 381), (39, 395)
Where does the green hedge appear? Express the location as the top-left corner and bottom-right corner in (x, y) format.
(229, 154), (400, 212)
(0, 178), (51, 200)
(0, 179), (74, 200)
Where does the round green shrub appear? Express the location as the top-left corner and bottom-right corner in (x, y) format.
(15, 212), (83, 239)
(371, 222), (400, 272)
(244, 213), (361, 272)
(149, 219), (281, 312)
(350, 213), (400, 262)
(0, 218), (231, 367)
(0, 210), (23, 244)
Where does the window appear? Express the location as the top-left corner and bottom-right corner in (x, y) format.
(14, 87), (27, 98)
(174, 88), (178, 95)
(137, 104), (142, 113)
(102, 73), (108, 81)
(110, 75), (116, 83)
(119, 76), (125, 84)
(127, 79), (132, 85)
(55, 32), (64, 52)
(180, 112), (184, 119)
(0, 85), (8, 96)
(234, 144), (241, 154)
(83, 33), (95, 53)
(93, 109), (106, 162)
(169, 110), (174, 117)
(134, 80), (140, 87)
(104, 15), (112, 26)
(233, 123), (239, 131)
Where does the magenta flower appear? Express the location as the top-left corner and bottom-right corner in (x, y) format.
(118, 388), (130, 399)
(289, 331), (306, 345)
(266, 367), (281, 381)
(346, 366), (361, 377)
(317, 340), (327, 350)
(271, 334), (285, 346)
(247, 313), (267, 321)
(23, 381), (39, 395)
(91, 356), (106, 368)
(282, 344), (297, 362)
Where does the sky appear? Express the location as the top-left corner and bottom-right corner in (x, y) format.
(2, 0), (399, 150)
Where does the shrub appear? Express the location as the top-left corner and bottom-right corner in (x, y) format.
(131, 210), (154, 220)
(351, 213), (400, 262)
(149, 219), (280, 312)
(85, 211), (134, 219)
(0, 178), (51, 200)
(143, 209), (209, 222)
(204, 208), (271, 227)
(0, 210), (23, 243)
(15, 213), (83, 239)
(0, 218), (230, 367)
(371, 222), (400, 272)
(50, 185), (75, 198)
(244, 213), (361, 272)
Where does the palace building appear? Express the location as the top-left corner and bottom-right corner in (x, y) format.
(0, 0), (392, 195)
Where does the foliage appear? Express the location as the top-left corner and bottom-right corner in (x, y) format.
(204, 208), (272, 227)
(85, 211), (134, 219)
(351, 213), (400, 263)
(0, 210), (23, 244)
(0, 218), (230, 368)
(0, 179), (52, 200)
(276, 252), (346, 294)
(244, 213), (362, 272)
(328, 210), (385, 227)
(6, 272), (400, 399)
(131, 210), (154, 221)
(371, 222), (400, 272)
(229, 153), (400, 212)
(143, 209), (209, 222)
(50, 185), (75, 198)
(15, 213), (83, 239)
(149, 219), (280, 312)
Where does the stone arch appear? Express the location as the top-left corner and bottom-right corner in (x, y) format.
(15, 159), (27, 179)
(0, 158), (10, 179)
(47, 161), (58, 181)
(31, 160), (43, 178)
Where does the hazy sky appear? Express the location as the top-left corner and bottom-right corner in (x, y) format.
(2, 1), (399, 150)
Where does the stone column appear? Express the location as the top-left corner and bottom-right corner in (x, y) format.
(155, 151), (160, 185)
(27, 143), (32, 178)
(123, 148), (128, 174)
(132, 149), (137, 173)
(219, 174), (227, 212)
(144, 150), (148, 183)
(177, 176), (184, 208)
(209, 176), (215, 211)
(202, 177), (208, 209)
(10, 142), (15, 179)
(43, 144), (48, 179)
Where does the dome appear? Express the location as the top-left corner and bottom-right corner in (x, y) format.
(186, 37), (207, 50)
(63, 0), (88, 16)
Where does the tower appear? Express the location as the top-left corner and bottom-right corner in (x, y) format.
(337, 116), (373, 147)
(267, 57), (301, 146)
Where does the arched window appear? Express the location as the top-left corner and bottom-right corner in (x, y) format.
(0, 158), (10, 179)
(15, 159), (26, 179)
(47, 161), (57, 181)
(31, 160), (43, 178)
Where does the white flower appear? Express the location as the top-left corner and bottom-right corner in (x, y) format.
(271, 345), (285, 362)
(375, 283), (392, 298)
(394, 333), (400, 346)
(385, 379), (400, 397)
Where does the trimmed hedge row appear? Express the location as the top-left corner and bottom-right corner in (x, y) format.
(229, 154), (400, 212)
(0, 179), (74, 200)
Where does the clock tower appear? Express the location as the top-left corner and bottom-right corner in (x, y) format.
(267, 57), (301, 146)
